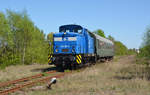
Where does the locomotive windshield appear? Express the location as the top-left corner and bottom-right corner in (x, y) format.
(60, 29), (82, 33)
(59, 25), (83, 34)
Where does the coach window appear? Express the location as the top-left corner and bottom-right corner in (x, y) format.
(100, 41), (103, 49)
(107, 43), (109, 49)
(100, 42), (102, 49)
(105, 43), (107, 49)
(98, 40), (100, 49)
(109, 44), (111, 49)
(104, 43), (106, 49)
(110, 45), (112, 49)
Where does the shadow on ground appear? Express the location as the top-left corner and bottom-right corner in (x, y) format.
(31, 66), (57, 72)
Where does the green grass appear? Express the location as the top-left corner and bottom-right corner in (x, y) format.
(64, 69), (71, 73)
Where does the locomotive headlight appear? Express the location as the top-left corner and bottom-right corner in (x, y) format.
(72, 46), (75, 53)
(55, 49), (58, 52)
(72, 49), (75, 52)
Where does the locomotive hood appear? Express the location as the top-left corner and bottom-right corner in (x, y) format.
(53, 32), (79, 54)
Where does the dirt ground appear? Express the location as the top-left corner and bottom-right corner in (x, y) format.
(0, 64), (54, 82)
(1, 55), (150, 95)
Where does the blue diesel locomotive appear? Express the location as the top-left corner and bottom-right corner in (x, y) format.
(48, 24), (114, 69)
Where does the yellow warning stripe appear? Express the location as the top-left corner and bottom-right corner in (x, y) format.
(77, 56), (81, 63)
(48, 59), (52, 63)
(48, 60), (52, 62)
(76, 55), (82, 64)
(79, 55), (81, 59)
(76, 59), (80, 64)
(48, 55), (53, 59)
(48, 55), (53, 63)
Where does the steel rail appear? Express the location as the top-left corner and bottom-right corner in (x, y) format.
(0, 73), (66, 95)
(0, 70), (56, 88)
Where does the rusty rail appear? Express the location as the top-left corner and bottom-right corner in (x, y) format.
(0, 73), (66, 95)
(0, 70), (56, 88)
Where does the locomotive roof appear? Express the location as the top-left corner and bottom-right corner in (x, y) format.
(92, 32), (114, 45)
(59, 24), (83, 32)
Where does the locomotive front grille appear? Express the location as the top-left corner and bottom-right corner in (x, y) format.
(62, 49), (69, 52)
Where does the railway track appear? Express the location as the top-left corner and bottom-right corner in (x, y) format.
(0, 70), (67, 95)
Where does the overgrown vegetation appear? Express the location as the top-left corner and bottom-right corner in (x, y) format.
(24, 56), (150, 95)
(139, 28), (150, 58)
(0, 10), (48, 69)
(137, 27), (150, 65)
(114, 41), (128, 55)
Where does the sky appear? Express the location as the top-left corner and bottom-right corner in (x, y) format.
(0, 0), (150, 49)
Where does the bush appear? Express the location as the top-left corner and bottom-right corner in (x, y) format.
(114, 41), (128, 56)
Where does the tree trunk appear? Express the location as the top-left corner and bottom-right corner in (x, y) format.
(22, 46), (25, 64)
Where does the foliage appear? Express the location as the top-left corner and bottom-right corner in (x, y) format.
(47, 32), (53, 54)
(108, 35), (115, 42)
(114, 41), (128, 55)
(94, 29), (106, 38)
(107, 35), (128, 56)
(127, 48), (137, 55)
(139, 28), (150, 59)
(0, 12), (14, 68)
(143, 28), (150, 46)
(139, 45), (150, 58)
(0, 10), (48, 69)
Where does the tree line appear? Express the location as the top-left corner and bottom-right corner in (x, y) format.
(0, 10), (48, 69)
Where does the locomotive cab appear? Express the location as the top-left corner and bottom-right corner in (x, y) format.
(54, 25), (83, 54)
(49, 25), (83, 69)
